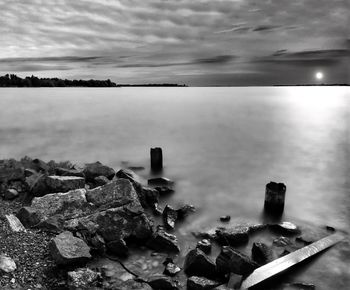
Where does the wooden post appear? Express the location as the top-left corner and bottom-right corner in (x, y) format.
(264, 181), (286, 215)
(150, 147), (163, 172)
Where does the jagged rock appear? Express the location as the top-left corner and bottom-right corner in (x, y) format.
(106, 239), (129, 257)
(55, 167), (85, 177)
(148, 274), (179, 290)
(94, 175), (110, 186)
(90, 234), (106, 254)
(184, 248), (217, 279)
(148, 177), (174, 186)
(216, 246), (258, 276)
(196, 239), (211, 254)
(147, 227), (180, 253)
(270, 222), (300, 234)
(220, 215), (231, 222)
(163, 259), (181, 277)
(16, 206), (42, 227)
(30, 188), (92, 221)
(0, 255), (16, 273)
(215, 226), (249, 245)
(116, 169), (144, 188)
(45, 175), (85, 193)
(163, 205), (178, 229)
(155, 186), (174, 195)
(35, 216), (64, 233)
(142, 186), (160, 208)
(0, 167), (24, 183)
(49, 231), (91, 265)
(4, 188), (19, 200)
(252, 242), (272, 265)
(67, 268), (100, 289)
(31, 158), (50, 173)
(83, 161), (115, 182)
(187, 276), (220, 290)
(152, 203), (163, 216)
(26, 173), (48, 196)
(177, 204), (195, 219)
(86, 179), (138, 208)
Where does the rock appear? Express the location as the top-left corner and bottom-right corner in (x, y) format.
(67, 268), (100, 289)
(155, 186), (174, 195)
(220, 215), (231, 222)
(55, 167), (85, 177)
(0, 255), (17, 273)
(270, 222), (300, 234)
(163, 260), (181, 277)
(86, 179), (139, 208)
(94, 175), (110, 186)
(106, 239), (129, 257)
(32, 158), (50, 173)
(196, 239), (212, 254)
(148, 274), (179, 290)
(142, 186), (160, 208)
(148, 177), (174, 186)
(5, 214), (26, 232)
(147, 227), (180, 253)
(83, 161), (115, 182)
(26, 173), (48, 197)
(24, 168), (36, 177)
(252, 242), (272, 265)
(187, 276), (220, 290)
(116, 169), (148, 204)
(49, 231), (91, 265)
(163, 205), (178, 229)
(215, 226), (249, 245)
(128, 166), (145, 171)
(177, 204), (195, 219)
(35, 216), (64, 233)
(90, 234), (106, 254)
(31, 188), (92, 221)
(16, 206), (42, 227)
(192, 228), (217, 240)
(273, 236), (293, 247)
(0, 167), (24, 183)
(4, 188), (19, 200)
(216, 246), (258, 276)
(184, 248), (217, 279)
(45, 175), (85, 193)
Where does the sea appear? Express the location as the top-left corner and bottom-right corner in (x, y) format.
(0, 87), (349, 288)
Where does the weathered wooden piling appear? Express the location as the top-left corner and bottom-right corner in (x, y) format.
(264, 181), (286, 215)
(150, 147), (163, 172)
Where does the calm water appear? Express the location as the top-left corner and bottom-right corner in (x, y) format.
(0, 87), (349, 287)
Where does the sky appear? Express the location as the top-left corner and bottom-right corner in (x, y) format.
(0, 0), (349, 86)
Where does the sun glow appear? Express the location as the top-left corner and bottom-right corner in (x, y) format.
(315, 71), (324, 81)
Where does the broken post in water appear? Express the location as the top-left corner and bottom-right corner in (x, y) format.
(264, 181), (286, 215)
(150, 147), (163, 172)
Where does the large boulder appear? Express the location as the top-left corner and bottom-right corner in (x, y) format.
(49, 231), (91, 265)
(184, 249), (217, 279)
(45, 175), (85, 193)
(216, 246), (258, 276)
(83, 162), (115, 182)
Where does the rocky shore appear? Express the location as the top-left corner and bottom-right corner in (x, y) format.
(0, 156), (347, 289)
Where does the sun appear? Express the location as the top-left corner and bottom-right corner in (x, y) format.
(315, 71), (324, 81)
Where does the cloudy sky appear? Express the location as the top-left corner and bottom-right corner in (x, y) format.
(0, 0), (348, 85)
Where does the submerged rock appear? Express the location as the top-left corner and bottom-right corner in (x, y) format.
(83, 161), (115, 181)
(0, 255), (17, 273)
(148, 177), (174, 186)
(270, 222), (300, 235)
(215, 226), (249, 245)
(148, 274), (179, 290)
(147, 227), (180, 253)
(49, 231), (91, 265)
(184, 248), (217, 279)
(155, 186), (174, 195)
(196, 239), (212, 254)
(252, 242), (272, 265)
(187, 276), (220, 290)
(216, 246), (258, 276)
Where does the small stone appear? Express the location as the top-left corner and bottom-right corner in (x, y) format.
(0, 255), (17, 273)
(148, 274), (179, 290)
(49, 231), (91, 265)
(220, 215), (231, 222)
(187, 276), (220, 290)
(83, 161), (115, 181)
(216, 246), (258, 276)
(4, 188), (19, 200)
(273, 236), (293, 247)
(163, 260), (181, 277)
(68, 268), (100, 289)
(10, 278), (15, 284)
(184, 248), (217, 279)
(147, 227), (180, 253)
(196, 239), (211, 254)
(163, 205), (178, 229)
